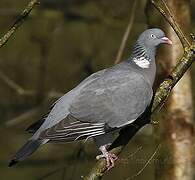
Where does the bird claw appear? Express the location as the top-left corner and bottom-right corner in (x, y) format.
(96, 152), (118, 170)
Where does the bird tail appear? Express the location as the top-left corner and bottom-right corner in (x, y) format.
(8, 139), (42, 167)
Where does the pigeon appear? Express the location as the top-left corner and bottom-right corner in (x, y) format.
(9, 28), (172, 169)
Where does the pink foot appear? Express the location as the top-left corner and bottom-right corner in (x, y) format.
(96, 146), (118, 170)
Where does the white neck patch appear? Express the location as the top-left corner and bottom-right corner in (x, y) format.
(133, 57), (150, 68)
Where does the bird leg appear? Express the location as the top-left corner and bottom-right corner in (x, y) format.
(96, 145), (118, 170)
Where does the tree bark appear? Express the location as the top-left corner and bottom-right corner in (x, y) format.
(146, 0), (194, 180)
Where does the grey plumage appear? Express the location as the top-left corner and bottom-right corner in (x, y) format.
(9, 28), (172, 167)
(25, 118), (45, 133)
(9, 140), (41, 167)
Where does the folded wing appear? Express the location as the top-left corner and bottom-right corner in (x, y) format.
(36, 64), (153, 142)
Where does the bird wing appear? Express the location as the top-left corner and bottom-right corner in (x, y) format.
(36, 64), (152, 142)
(38, 114), (106, 142)
(69, 66), (153, 128)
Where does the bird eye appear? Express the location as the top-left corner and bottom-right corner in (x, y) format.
(151, 34), (156, 39)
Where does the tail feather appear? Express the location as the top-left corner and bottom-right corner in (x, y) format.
(8, 140), (41, 167)
(25, 119), (45, 134)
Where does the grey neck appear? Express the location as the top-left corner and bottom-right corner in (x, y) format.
(126, 41), (157, 86)
(130, 40), (156, 60)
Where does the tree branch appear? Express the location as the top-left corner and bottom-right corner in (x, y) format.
(0, 0), (39, 48)
(126, 144), (161, 180)
(0, 68), (63, 99)
(5, 107), (40, 127)
(150, 0), (191, 48)
(0, 70), (35, 96)
(83, 0), (195, 179)
(114, 0), (137, 64)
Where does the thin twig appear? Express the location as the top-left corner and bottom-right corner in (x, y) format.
(0, 70), (35, 96)
(161, 0), (191, 47)
(120, 146), (143, 165)
(114, 0), (137, 64)
(0, 68), (63, 98)
(126, 144), (161, 180)
(0, 69), (63, 98)
(127, 146), (143, 159)
(0, 0), (39, 48)
(5, 107), (40, 127)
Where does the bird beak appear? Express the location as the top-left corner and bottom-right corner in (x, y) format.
(161, 37), (173, 45)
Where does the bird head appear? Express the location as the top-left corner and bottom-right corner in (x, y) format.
(137, 28), (172, 48)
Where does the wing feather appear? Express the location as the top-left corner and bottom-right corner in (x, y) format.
(39, 114), (106, 142)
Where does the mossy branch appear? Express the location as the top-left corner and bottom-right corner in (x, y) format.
(151, 0), (191, 48)
(83, 0), (195, 179)
(0, 0), (39, 48)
